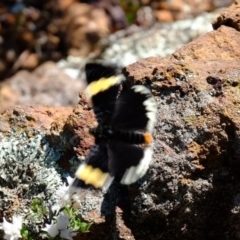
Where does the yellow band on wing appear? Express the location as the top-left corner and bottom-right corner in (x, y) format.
(85, 76), (122, 99)
(75, 163), (110, 188)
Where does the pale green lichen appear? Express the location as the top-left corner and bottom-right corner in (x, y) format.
(0, 129), (63, 218)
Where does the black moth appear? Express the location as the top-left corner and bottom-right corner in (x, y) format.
(71, 63), (156, 191)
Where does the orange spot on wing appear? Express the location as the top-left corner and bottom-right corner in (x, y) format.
(144, 132), (152, 145)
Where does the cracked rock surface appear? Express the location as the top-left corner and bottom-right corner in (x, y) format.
(1, 1), (240, 239)
(122, 1), (240, 239)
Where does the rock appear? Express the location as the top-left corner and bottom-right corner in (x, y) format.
(57, 0), (77, 11)
(1, 2), (240, 240)
(0, 61), (84, 113)
(62, 3), (109, 56)
(212, 0), (240, 30)
(0, 105), (73, 133)
(172, 25), (240, 60)
(155, 0), (233, 21)
(214, 0), (235, 8)
(98, 10), (223, 68)
(59, 10), (222, 79)
(20, 53), (39, 70)
(0, 105), (73, 221)
(154, 9), (174, 22)
(122, 5), (240, 240)
(136, 6), (156, 26)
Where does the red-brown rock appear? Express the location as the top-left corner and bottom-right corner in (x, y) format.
(62, 3), (109, 56)
(0, 105), (72, 133)
(0, 61), (84, 113)
(122, 5), (240, 239)
(155, 0), (232, 21)
(1, 2), (240, 240)
(212, 0), (240, 30)
(172, 25), (240, 60)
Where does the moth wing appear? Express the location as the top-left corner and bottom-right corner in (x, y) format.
(111, 85), (156, 132)
(107, 140), (152, 185)
(71, 144), (114, 190)
(85, 63), (118, 84)
(85, 63), (124, 124)
(84, 144), (109, 170)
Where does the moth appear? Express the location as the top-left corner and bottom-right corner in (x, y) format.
(71, 63), (156, 190)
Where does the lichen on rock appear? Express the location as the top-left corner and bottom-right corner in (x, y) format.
(0, 129), (63, 218)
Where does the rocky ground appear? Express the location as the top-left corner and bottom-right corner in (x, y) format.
(0, 0), (231, 80)
(1, 0), (240, 240)
(0, 9), (226, 113)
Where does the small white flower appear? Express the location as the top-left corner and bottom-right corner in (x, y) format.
(60, 228), (76, 240)
(71, 231), (77, 237)
(56, 176), (84, 209)
(71, 192), (82, 209)
(66, 176), (74, 186)
(11, 216), (22, 231)
(56, 186), (72, 206)
(51, 204), (61, 215)
(2, 233), (12, 240)
(56, 212), (69, 230)
(0, 215), (22, 240)
(56, 177), (75, 206)
(42, 222), (59, 237)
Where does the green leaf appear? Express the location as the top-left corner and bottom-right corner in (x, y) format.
(30, 198), (48, 220)
(21, 224), (35, 240)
